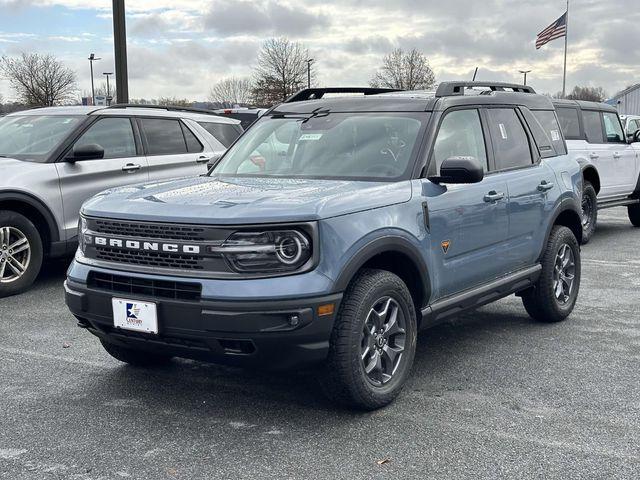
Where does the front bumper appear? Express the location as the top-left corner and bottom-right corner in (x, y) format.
(65, 278), (342, 370)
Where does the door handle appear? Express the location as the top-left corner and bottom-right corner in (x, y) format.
(613, 153), (621, 159)
(537, 181), (555, 192)
(196, 155), (211, 164)
(589, 153), (599, 160)
(483, 191), (505, 203)
(122, 163), (141, 172)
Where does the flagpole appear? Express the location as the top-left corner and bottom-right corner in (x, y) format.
(562, 0), (569, 98)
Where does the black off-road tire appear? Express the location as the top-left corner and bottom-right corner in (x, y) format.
(319, 269), (417, 410)
(580, 182), (598, 244)
(0, 210), (43, 298)
(101, 340), (173, 367)
(628, 203), (640, 227)
(522, 226), (580, 323)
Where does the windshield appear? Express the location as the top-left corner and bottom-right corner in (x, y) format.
(0, 115), (84, 162)
(211, 112), (427, 181)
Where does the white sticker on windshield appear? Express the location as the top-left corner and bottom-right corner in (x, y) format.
(498, 123), (508, 140)
(550, 129), (560, 141)
(299, 133), (323, 141)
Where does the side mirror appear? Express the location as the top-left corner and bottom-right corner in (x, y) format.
(430, 156), (484, 184)
(68, 143), (104, 161)
(206, 151), (225, 170)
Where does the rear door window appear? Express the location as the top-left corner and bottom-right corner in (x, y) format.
(486, 108), (533, 170)
(582, 111), (604, 144)
(603, 112), (625, 143)
(140, 118), (188, 155)
(198, 122), (242, 148)
(532, 110), (567, 155)
(556, 107), (581, 139)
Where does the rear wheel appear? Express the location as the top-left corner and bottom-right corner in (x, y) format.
(320, 269), (417, 410)
(628, 203), (640, 227)
(0, 210), (43, 298)
(101, 340), (172, 367)
(580, 182), (598, 244)
(522, 226), (580, 323)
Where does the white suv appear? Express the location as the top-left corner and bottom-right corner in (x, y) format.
(554, 100), (640, 242)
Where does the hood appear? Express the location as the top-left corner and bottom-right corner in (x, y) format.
(81, 176), (412, 225)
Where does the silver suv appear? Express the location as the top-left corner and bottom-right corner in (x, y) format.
(0, 104), (242, 297)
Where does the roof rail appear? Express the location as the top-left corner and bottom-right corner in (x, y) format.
(435, 82), (536, 97)
(285, 87), (403, 103)
(106, 103), (220, 116)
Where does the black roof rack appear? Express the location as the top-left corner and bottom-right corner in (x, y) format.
(285, 87), (403, 103)
(106, 103), (220, 116)
(435, 82), (536, 97)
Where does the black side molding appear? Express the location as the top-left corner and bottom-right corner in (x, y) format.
(421, 265), (542, 328)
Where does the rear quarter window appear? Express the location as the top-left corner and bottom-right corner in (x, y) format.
(198, 122), (243, 148)
(532, 110), (567, 155)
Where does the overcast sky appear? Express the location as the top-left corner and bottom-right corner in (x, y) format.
(0, 0), (638, 102)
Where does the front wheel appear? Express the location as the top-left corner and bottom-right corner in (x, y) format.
(320, 269), (417, 410)
(0, 210), (43, 298)
(522, 226), (581, 323)
(580, 182), (598, 244)
(628, 203), (640, 227)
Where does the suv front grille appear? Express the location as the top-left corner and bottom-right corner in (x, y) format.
(94, 247), (203, 270)
(88, 271), (201, 301)
(93, 219), (207, 241)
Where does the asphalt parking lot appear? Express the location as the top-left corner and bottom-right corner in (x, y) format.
(1, 208), (639, 480)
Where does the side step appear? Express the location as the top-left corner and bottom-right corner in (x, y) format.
(597, 197), (640, 210)
(420, 265), (542, 328)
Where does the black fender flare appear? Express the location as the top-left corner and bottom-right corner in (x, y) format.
(539, 197), (583, 259)
(0, 191), (60, 243)
(333, 235), (431, 306)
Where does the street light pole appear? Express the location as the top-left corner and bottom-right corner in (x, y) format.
(103, 72), (113, 104)
(519, 69), (532, 86)
(88, 53), (101, 105)
(113, 0), (129, 103)
(306, 59), (314, 89)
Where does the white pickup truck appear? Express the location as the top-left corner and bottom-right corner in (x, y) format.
(553, 100), (640, 242)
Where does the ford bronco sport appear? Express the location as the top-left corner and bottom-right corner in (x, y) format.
(0, 104), (240, 297)
(65, 83), (584, 410)
(553, 100), (640, 242)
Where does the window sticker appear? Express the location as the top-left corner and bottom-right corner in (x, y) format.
(550, 129), (560, 141)
(299, 133), (323, 141)
(498, 123), (508, 140)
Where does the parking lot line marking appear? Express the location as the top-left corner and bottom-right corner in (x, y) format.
(0, 346), (112, 369)
(582, 259), (640, 267)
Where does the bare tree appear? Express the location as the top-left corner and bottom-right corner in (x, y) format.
(370, 48), (436, 91)
(563, 85), (607, 102)
(252, 38), (313, 107)
(209, 77), (252, 108)
(0, 53), (77, 106)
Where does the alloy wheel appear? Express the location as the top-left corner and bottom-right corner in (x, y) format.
(553, 243), (576, 305)
(360, 296), (406, 386)
(582, 194), (593, 228)
(0, 226), (31, 284)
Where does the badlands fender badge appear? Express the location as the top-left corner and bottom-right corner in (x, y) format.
(441, 240), (451, 254)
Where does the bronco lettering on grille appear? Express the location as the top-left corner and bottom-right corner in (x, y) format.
(91, 235), (201, 254)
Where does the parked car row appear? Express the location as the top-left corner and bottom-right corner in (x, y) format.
(0, 104), (242, 296)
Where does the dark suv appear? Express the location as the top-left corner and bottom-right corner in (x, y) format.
(65, 83), (584, 409)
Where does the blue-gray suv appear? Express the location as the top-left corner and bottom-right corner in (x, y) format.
(65, 83), (584, 410)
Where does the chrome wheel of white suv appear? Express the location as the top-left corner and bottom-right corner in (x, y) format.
(0, 226), (31, 283)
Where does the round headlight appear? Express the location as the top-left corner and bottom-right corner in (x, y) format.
(276, 234), (304, 265)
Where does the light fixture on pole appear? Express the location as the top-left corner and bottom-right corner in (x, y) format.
(103, 72), (113, 104)
(88, 53), (101, 105)
(519, 69), (532, 85)
(306, 59), (314, 89)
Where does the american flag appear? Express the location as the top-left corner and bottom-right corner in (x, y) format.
(536, 12), (567, 49)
